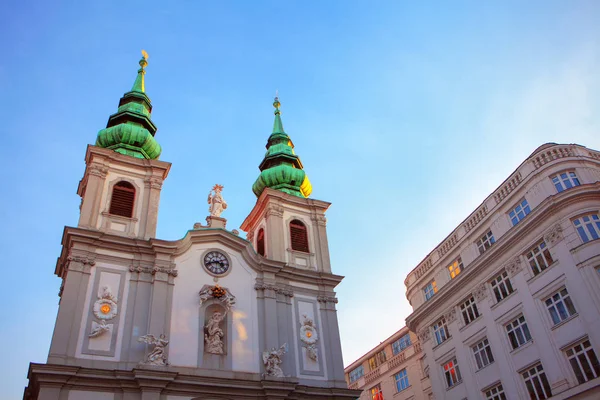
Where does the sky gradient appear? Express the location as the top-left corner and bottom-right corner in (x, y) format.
(1, 1), (600, 398)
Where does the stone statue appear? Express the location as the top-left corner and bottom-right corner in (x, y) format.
(204, 311), (225, 354)
(138, 334), (169, 366)
(207, 184), (227, 217)
(262, 343), (287, 377)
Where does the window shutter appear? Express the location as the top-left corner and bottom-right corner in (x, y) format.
(257, 228), (265, 256)
(109, 181), (135, 218)
(290, 220), (309, 253)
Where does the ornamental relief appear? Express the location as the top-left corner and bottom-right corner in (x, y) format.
(299, 314), (319, 362)
(444, 307), (457, 323)
(473, 283), (489, 302)
(544, 223), (564, 246)
(418, 327), (431, 343)
(89, 285), (118, 339)
(505, 257), (523, 277)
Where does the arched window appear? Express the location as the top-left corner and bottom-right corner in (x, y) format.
(109, 181), (135, 218)
(289, 219), (309, 253)
(257, 228), (265, 256)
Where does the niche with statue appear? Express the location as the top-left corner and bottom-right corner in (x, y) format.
(198, 284), (235, 369)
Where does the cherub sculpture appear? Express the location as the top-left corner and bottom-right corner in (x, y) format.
(138, 334), (169, 366)
(207, 184), (227, 217)
(204, 311), (225, 354)
(262, 343), (287, 377)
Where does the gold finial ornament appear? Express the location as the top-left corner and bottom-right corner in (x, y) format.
(139, 49), (149, 69)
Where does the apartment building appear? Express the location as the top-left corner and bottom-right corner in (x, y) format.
(404, 143), (600, 399)
(344, 327), (432, 399)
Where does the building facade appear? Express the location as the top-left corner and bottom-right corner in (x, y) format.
(23, 54), (361, 400)
(344, 328), (431, 400)
(405, 143), (600, 400)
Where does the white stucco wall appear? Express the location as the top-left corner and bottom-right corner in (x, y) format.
(170, 243), (259, 372)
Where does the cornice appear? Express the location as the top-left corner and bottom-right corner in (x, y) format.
(405, 144), (600, 288)
(406, 183), (600, 331)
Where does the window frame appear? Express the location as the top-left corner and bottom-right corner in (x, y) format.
(505, 314), (532, 350)
(423, 281), (437, 301)
(477, 230), (496, 255)
(448, 257), (464, 279)
(289, 219), (310, 253)
(483, 383), (506, 400)
(369, 383), (384, 400)
(392, 334), (412, 355)
(442, 357), (462, 389)
(525, 240), (554, 276)
(545, 287), (577, 326)
(490, 270), (514, 303)
(564, 338), (600, 384)
(509, 199), (531, 226)
(573, 214), (600, 243)
(551, 171), (580, 192)
(460, 296), (480, 326)
(521, 363), (552, 400)
(349, 365), (364, 383)
(256, 228), (265, 256)
(472, 338), (494, 370)
(108, 180), (136, 218)
(394, 368), (410, 392)
(433, 317), (450, 346)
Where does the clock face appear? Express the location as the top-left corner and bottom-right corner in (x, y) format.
(203, 251), (230, 275)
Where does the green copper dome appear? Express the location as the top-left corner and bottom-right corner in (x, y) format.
(252, 97), (312, 198)
(96, 52), (162, 160)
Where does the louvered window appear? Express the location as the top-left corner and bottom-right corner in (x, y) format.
(290, 220), (309, 253)
(109, 181), (135, 218)
(257, 228), (265, 256)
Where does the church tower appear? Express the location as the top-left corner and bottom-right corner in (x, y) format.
(77, 52), (170, 239)
(241, 97), (332, 273)
(24, 55), (360, 400)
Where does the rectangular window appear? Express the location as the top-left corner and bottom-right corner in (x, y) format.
(491, 270), (514, 303)
(484, 383), (506, 400)
(509, 199), (531, 226)
(433, 317), (450, 345)
(460, 296), (480, 325)
(394, 368), (410, 392)
(552, 171), (580, 192)
(442, 358), (462, 388)
(392, 334), (412, 355)
(522, 363), (552, 400)
(573, 214), (600, 243)
(545, 288), (577, 325)
(448, 257), (464, 279)
(477, 230), (496, 255)
(368, 350), (387, 370)
(349, 365), (364, 383)
(473, 338), (494, 370)
(506, 315), (532, 350)
(526, 240), (553, 276)
(565, 339), (600, 384)
(369, 384), (384, 400)
(423, 281), (437, 301)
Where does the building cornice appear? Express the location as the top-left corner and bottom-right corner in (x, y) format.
(406, 182), (600, 331)
(405, 144), (600, 289)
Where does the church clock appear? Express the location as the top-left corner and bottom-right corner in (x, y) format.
(203, 251), (230, 275)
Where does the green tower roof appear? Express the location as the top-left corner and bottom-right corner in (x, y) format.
(95, 51), (162, 160)
(252, 97), (312, 198)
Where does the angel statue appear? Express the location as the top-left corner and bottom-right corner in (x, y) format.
(204, 311), (225, 354)
(138, 333), (169, 366)
(262, 343), (288, 377)
(207, 184), (227, 217)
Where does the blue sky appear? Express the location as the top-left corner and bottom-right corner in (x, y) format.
(1, 1), (600, 397)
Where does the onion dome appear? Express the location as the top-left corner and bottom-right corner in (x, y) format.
(252, 97), (312, 198)
(95, 51), (161, 159)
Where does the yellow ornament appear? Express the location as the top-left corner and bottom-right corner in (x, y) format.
(100, 304), (111, 314)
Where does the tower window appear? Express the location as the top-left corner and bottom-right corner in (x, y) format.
(109, 181), (135, 218)
(257, 228), (265, 256)
(290, 219), (309, 253)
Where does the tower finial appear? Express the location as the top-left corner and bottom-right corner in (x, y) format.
(273, 92), (281, 115)
(132, 50), (148, 92)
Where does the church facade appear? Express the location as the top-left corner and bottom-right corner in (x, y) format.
(23, 54), (361, 400)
